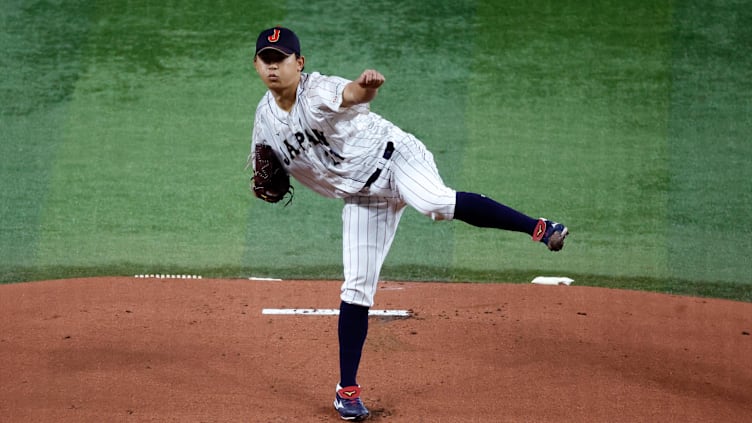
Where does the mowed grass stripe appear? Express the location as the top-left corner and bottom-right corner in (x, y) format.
(460, 1), (673, 279)
(667, 0), (752, 283)
(0, 2), (92, 278)
(35, 2), (279, 271)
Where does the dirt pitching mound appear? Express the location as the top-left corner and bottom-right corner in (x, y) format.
(1, 277), (750, 422)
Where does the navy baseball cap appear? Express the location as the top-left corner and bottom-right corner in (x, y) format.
(256, 27), (300, 56)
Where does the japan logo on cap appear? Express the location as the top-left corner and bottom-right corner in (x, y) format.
(256, 26), (300, 56)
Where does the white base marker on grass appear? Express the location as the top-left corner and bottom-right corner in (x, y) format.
(531, 276), (574, 286)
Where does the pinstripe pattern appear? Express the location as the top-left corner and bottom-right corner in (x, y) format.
(251, 72), (390, 197)
(340, 135), (456, 307)
(391, 134), (456, 220)
(341, 196), (405, 307)
(251, 72), (457, 307)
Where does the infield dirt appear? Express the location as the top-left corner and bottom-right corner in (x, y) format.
(1, 278), (750, 422)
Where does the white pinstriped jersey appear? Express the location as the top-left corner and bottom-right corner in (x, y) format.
(251, 72), (401, 198)
(250, 71), (458, 307)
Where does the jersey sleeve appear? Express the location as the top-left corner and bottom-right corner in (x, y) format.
(251, 113), (265, 147)
(307, 73), (369, 115)
(248, 107), (270, 171)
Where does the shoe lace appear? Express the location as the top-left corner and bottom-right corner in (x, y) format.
(343, 396), (361, 406)
(337, 393), (364, 410)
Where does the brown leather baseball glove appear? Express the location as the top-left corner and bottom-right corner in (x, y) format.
(251, 144), (293, 204)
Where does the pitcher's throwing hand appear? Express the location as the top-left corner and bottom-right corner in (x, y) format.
(355, 69), (385, 89)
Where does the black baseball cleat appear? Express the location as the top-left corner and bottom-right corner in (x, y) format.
(334, 384), (370, 421)
(533, 218), (569, 251)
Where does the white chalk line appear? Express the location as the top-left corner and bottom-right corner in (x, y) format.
(134, 274), (202, 279)
(133, 275), (281, 281)
(262, 308), (410, 317)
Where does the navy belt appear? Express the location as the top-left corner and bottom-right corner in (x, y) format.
(364, 141), (394, 188)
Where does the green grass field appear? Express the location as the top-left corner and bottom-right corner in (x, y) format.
(1, 0), (750, 301)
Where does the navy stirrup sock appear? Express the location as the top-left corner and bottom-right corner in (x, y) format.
(338, 301), (369, 387)
(454, 191), (538, 234)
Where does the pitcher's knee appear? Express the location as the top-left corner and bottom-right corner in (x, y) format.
(340, 284), (376, 308)
(427, 208), (453, 221)
(411, 192), (456, 221)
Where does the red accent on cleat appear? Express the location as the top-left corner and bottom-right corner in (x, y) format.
(532, 218), (546, 242)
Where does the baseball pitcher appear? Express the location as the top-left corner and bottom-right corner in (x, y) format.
(248, 27), (569, 421)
